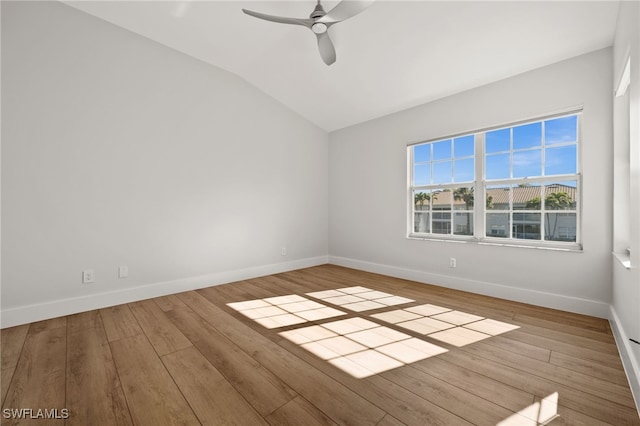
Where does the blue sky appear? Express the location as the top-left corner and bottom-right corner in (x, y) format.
(414, 115), (578, 185)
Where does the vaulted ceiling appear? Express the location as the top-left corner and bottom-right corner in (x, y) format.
(64, 1), (620, 131)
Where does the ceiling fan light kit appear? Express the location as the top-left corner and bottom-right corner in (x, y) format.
(242, 0), (375, 66)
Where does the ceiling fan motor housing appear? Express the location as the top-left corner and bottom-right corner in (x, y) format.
(310, 3), (326, 19)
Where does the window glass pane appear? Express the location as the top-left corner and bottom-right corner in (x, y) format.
(413, 190), (432, 211)
(454, 213), (473, 235)
(453, 187), (474, 210)
(433, 140), (452, 160)
(544, 213), (576, 241)
(545, 145), (577, 176)
(486, 185), (510, 210)
(514, 184), (542, 210)
(454, 135), (474, 157)
(513, 122), (542, 149)
(429, 190), (446, 211)
(486, 213), (509, 238)
(432, 212), (451, 234)
(511, 213), (541, 240)
(513, 213), (541, 240)
(512, 149), (542, 178)
(485, 153), (510, 180)
(454, 158), (474, 182)
(414, 144), (431, 162)
(413, 164), (431, 186)
(544, 182), (576, 210)
(545, 115), (577, 144)
(414, 212), (430, 233)
(486, 128), (510, 153)
(432, 161), (452, 184)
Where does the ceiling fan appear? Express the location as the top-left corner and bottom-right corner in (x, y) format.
(242, 0), (375, 66)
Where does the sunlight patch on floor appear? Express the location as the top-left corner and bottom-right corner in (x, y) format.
(279, 317), (448, 378)
(227, 295), (346, 329)
(306, 286), (415, 312)
(227, 290), (520, 378)
(497, 392), (559, 425)
(372, 304), (520, 347)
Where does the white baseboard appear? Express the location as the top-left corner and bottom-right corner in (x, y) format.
(0, 256), (329, 328)
(609, 306), (640, 414)
(329, 256), (610, 318)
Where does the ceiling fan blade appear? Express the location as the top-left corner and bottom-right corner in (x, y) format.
(317, 32), (336, 65)
(242, 9), (312, 28)
(317, 0), (375, 24)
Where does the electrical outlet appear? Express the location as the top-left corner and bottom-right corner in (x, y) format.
(118, 265), (128, 278)
(82, 269), (95, 284)
(449, 258), (457, 268)
(281, 247), (287, 256)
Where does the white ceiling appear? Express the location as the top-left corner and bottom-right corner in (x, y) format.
(64, 1), (620, 132)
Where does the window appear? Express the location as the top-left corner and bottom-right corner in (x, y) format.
(412, 136), (475, 237)
(409, 112), (581, 248)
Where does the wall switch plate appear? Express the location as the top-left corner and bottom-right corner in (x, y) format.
(118, 265), (128, 278)
(82, 269), (95, 284)
(281, 247), (287, 256)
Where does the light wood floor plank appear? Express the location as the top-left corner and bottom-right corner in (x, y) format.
(410, 356), (535, 413)
(2, 319), (66, 426)
(479, 334), (551, 362)
(162, 346), (268, 426)
(276, 337), (474, 426)
(375, 414), (407, 426)
(109, 334), (200, 425)
(545, 397), (619, 426)
(1, 324), (29, 404)
(549, 350), (630, 387)
(153, 295), (188, 312)
(265, 396), (338, 426)
(128, 299), (192, 356)
(382, 365), (516, 425)
(441, 348), (640, 425)
(508, 320), (620, 356)
(165, 304), (297, 416)
(1, 325), (29, 371)
(66, 311), (132, 426)
(460, 340), (636, 408)
(99, 304), (143, 342)
(513, 312), (617, 343)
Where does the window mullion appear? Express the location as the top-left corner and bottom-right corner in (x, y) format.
(475, 133), (485, 239)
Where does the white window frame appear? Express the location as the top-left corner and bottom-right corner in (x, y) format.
(408, 110), (582, 250)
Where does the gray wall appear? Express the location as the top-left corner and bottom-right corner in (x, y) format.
(1, 1), (328, 325)
(329, 48), (613, 317)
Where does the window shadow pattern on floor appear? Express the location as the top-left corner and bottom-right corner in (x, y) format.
(226, 286), (519, 379)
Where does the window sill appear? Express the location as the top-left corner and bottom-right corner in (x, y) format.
(613, 252), (631, 269)
(407, 234), (583, 252)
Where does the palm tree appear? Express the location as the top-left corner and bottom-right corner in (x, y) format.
(525, 196), (541, 209)
(545, 192), (572, 209)
(524, 192), (572, 239)
(486, 194), (494, 209)
(544, 192), (572, 239)
(414, 192), (436, 232)
(414, 192), (429, 210)
(453, 188), (474, 234)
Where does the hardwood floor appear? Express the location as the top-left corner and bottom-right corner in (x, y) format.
(1, 265), (638, 425)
